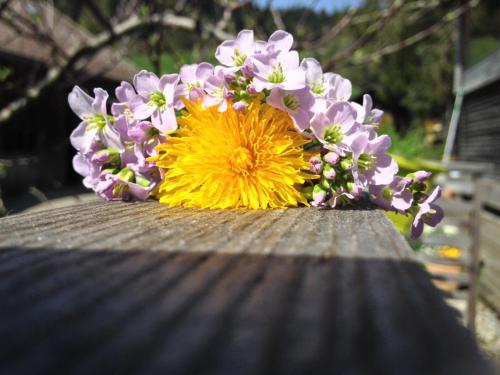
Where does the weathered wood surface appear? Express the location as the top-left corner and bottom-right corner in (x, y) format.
(0, 201), (493, 375)
(479, 182), (500, 314)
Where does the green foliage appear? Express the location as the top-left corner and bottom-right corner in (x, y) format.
(469, 36), (500, 66)
(130, 51), (215, 75)
(0, 66), (12, 82)
(379, 121), (443, 161)
(386, 211), (412, 236)
(0, 162), (6, 179)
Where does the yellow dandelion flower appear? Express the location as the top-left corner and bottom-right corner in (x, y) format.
(150, 98), (315, 209)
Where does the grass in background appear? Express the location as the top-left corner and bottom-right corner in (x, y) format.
(379, 121), (444, 161)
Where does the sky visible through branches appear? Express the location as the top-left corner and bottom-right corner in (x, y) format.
(254, 0), (362, 13)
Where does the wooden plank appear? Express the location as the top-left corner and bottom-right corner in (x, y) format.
(482, 180), (500, 212)
(479, 209), (500, 314)
(0, 202), (493, 375)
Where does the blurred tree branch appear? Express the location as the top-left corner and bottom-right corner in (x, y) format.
(0, 2), (238, 126)
(323, 0), (405, 70)
(0, 0), (10, 17)
(338, 0), (479, 67)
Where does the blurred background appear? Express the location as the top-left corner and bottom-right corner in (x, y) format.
(0, 0), (499, 362)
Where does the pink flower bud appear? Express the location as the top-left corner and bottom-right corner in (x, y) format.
(241, 64), (255, 78)
(309, 156), (323, 174)
(313, 185), (326, 205)
(224, 91), (234, 100)
(323, 164), (336, 180)
(233, 101), (248, 111)
(413, 170), (432, 182)
(324, 152), (340, 165)
(224, 73), (236, 85)
(247, 84), (257, 95)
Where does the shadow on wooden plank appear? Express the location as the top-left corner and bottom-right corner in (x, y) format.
(0, 247), (493, 375)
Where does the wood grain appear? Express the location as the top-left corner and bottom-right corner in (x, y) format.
(0, 201), (493, 374)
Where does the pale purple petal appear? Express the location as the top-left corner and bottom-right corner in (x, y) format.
(426, 204), (444, 226)
(70, 121), (97, 154)
(133, 70), (160, 97)
(102, 124), (125, 152)
(180, 64), (198, 83)
(267, 88), (286, 111)
(282, 51), (300, 70)
(127, 181), (151, 201)
(268, 30), (293, 53)
(327, 74), (352, 101)
(116, 81), (136, 102)
(72, 153), (91, 177)
(392, 190), (413, 211)
(235, 29), (254, 51)
(129, 96), (155, 120)
(411, 218), (424, 239)
(426, 186), (442, 205)
(368, 134), (392, 155)
(159, 73), (180, 92)
(157, 107), (178, 133)
(128, 121), (153, 144)
(369, 154), (398, 185)
(325, 102), (357, 128)
(215, 40), (237, 66)
(68, 86), (94, 119)
(290, 108), (310, 131)
(300, 57), (323, 85)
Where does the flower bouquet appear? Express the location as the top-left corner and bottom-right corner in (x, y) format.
(68, 29), (443, 239)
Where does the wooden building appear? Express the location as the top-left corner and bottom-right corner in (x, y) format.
(455, 48), (500, 170)
(452, 49), (500, 315)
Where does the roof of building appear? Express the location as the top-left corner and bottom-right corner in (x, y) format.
(0, 0), (137, 82)
(461, 48), (500, 95)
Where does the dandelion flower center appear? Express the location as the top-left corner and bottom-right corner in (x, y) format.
(150, 98), (314, 209)
(230, 146), (254, 174)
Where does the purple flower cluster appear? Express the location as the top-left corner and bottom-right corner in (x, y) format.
(68, 28), (443, 238)
(69, 85), (163, 200)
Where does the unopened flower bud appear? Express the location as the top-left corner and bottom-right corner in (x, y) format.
(135, 175), (152, 187)
(313, 184), (327, 205)
(247, 84), (257, 95)
(224, 73), (236, 85)
(323, 164), (336, 180)
(324, 152), (340, 165)
(92, 148), (120, 165)
(339, 158), (353, 171)
(309, 156), (323, 174)
(116, 167), (135, 182)
(241, 64), (254, 78)
(410, 170), (432, 182)
(320, 177), (331, 190)
(224, 91), (234, 100)
(233, 101), (248, 111)
(347, 182), (363, 196)
(101, 167), (119, 175)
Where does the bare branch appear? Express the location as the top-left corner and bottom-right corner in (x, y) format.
(268, 0), (285, 31)
(300, 6), (357, 50)
(0, 0), (10, 17)
(85, 0), (115, 35)
(212, 0), (250, 40)
(0, 0), (241, 126)
(323, 0), (405, 70)
(0, 12), (196, 125)
(339, 0), (479, 67)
